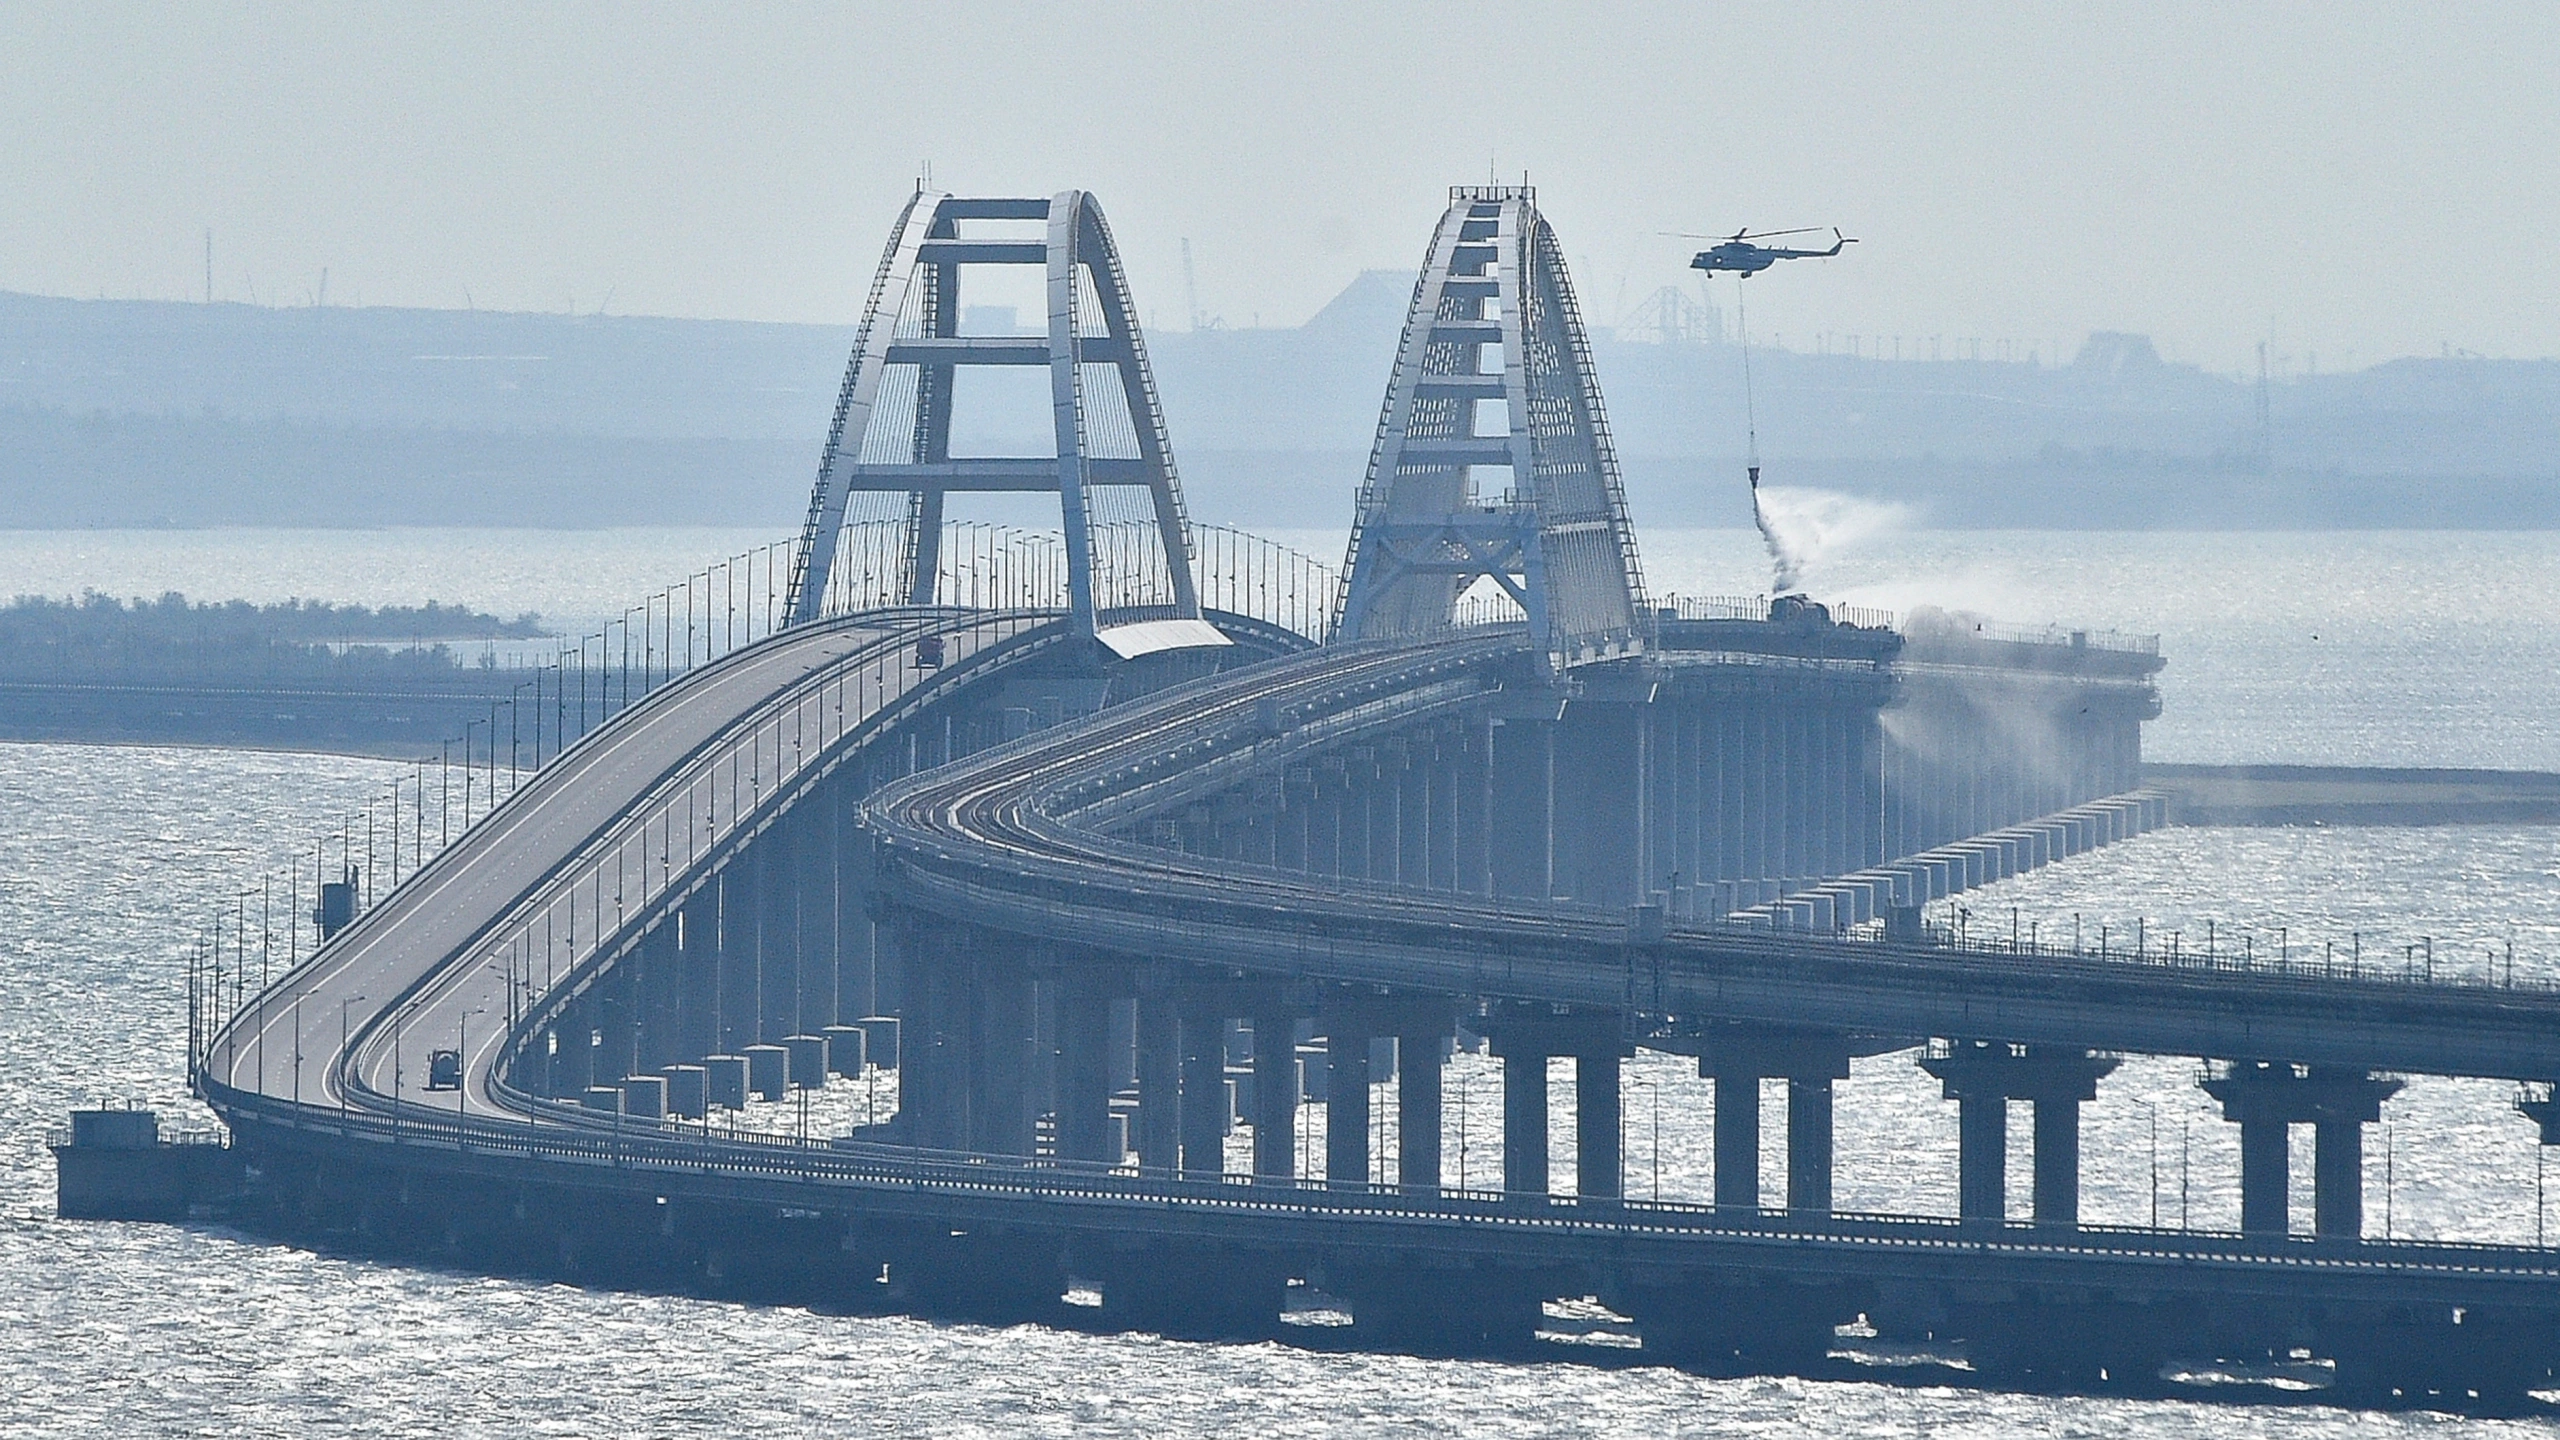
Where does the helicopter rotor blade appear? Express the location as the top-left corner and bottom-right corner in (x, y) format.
(1737, 226), (1830, 241)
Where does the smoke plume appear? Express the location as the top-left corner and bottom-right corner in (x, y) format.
(1750, 485), (1906, 594)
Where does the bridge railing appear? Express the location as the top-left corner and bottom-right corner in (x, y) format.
(1190, 524), (1341, 644)
(1904, 608), (2160, 656)
(815, 518), (1345, 646)
(1854, 912), (2546, 995)
(187, 535), (807, 1071)
(1654, 593), (1898, 631)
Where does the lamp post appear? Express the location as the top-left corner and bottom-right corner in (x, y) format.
(1455, 1065), (1472, 1192)
(338, 994), (367, 1121)
(2135, 1100), (2161, 1228)
(1627, 1075), (1662, 1202)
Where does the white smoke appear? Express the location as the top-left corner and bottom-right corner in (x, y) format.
(1749, 485), (1908, 594)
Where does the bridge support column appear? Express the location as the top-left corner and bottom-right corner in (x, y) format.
(2031, 1087), (2084, 1228)
(1483, 1006), (1622, 1200)
(1955, 1091), (2006, 1224)
(634, 920), (681, 1073)
(894, 920), (967, 1149)
(1555, 701), (1644, 906)
(1787, 1074), (1836, 1215)
(756, 833), (802, 1042)
(1698, 1029), (1856, 1216)
(1499, 1042), (1548, 1198)
(1453, 721), (1491, 895)
(967, 954), (1036, 1157)
(1250, 1013), (1298, 1181)
(1178, 1007), (1228, 1177)
(1922, 1042), (2119, 1228)
(675, 887), (720, 1062)
(1712, 1071), (1759, 1211)
(1325, 1013), (1373, 1188)
(1134, 987), (1181, 1172)
(1397, 1021), (1448, 1193)
(1053, 971), (1117, 1166)
(1576, 1049), (1622, 1202)
(2203, 1062), (2400, 1240)
(716, 861), (760, 1055)
(1487, 717), (1554, 901)
(2314, 1117), (2364, 1240)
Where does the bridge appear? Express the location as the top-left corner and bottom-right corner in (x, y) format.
(164, 187), (2560, 1407)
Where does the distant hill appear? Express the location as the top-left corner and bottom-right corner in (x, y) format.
(4, 285), (2553, 531)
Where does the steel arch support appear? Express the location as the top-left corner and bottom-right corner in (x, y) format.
(787, 188), (1209, 646)
(1336, 186), (1646, 671)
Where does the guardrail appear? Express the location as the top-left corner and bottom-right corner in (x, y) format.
(1909, 613), (2161, 656)
(1655, 593), (1900, 632)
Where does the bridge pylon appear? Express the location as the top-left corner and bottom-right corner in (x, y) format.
(1336, 186), (1648, 670)
(787, 190), (1219, 653)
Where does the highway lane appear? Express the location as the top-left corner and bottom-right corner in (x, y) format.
(206, 608), (1055, 1127)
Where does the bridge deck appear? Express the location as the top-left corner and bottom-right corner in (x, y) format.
(207, 609), (1049, 1125)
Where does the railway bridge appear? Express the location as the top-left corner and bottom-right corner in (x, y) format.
(174, 188), (2560, 1406)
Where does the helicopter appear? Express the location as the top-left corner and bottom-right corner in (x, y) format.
(1686, 227), (1856, 277)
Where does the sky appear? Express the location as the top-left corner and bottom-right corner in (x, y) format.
(1, 1), (2553, 374)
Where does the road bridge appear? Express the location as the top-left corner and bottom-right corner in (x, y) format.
(163, 188), (2560, 1408)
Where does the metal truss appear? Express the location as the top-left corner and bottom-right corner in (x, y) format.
(787, 190), (1210, 648)
(1336, 186), (1648, 671)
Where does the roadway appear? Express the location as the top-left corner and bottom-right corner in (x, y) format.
(204, 607), (1057, 1126)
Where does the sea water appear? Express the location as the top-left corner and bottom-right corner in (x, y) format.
(4, 527), (2558, 1435)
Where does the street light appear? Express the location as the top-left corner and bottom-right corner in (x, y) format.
(1627, 1075), (1662, 1202)
(338, 994), (368, 1120)
(2134, 1099), (2162, 1228)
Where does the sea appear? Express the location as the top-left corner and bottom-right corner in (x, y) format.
(4, 526), (2559, 1436)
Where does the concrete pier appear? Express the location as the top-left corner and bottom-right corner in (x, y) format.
(1921, 1042), (2119, 1228)
(1177, 1006), (1227, 1176)
(1324, 1012), (1373, 1188)
(1696, 1030), (1858, 1216)
(2204, 1063), (2401, 1239)
(1250, 1014), (1298, 1180)
(50, 1110), (242, 1220)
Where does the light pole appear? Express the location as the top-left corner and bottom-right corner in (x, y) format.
(2180, 1115), (2191, 1228)
(2135, 1100), (2161, 1228)
(1628, 1075), (1662, 1202)
(338, 994), (367, 1121)
(1464, 1065), (1484, 1188)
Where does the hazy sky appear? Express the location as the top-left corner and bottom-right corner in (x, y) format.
(3, 2), (2552, 373)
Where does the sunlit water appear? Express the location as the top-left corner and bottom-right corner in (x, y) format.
(6, 527), (2560, 1434)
